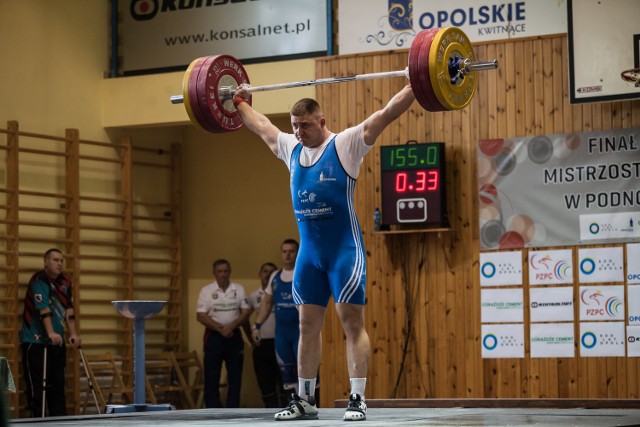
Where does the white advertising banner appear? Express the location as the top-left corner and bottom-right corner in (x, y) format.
(579, 322), (625, 357)
(579, 285), (625, 321)
(338, 0), (566, 55)
(480, 251), (522, 287)
(580, 212), (640, 241)
(530, 323), (575, 358)
(578, 247), (624, 283)
(628, 326), (640, 357)
(481, 289), (524, 323)
(629, 286), (640, 325)
(628, 244), (640, 284)
(529, 287), (574, 323)
(121, 0), (329, 74)
(478, 129), (640, 250)
(528, 249), (573, 285)
(481, 323), (525, 359)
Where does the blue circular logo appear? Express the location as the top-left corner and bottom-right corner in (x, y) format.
(481, 262), (496, 278)
(581, 331), (597, 349)
(580, 258), (595, 275)
(589, 223), (600, 234)
(483, 333), (498, 350)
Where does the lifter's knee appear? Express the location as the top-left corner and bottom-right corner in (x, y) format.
(299, 304), (325, 337)
(336, 303), (365, 337)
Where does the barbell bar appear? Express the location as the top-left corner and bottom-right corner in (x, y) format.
(171, 27), (498, 133)
(170, 59), (496, 105)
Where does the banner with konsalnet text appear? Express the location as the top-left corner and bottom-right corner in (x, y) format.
(478, 128), (640, 249)
(121, 0), (329, 75)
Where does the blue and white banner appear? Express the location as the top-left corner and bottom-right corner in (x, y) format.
(121, 0), (329, 74)
(530, 287), (574, 323)
(579, 321), (625, 357)
(338, 0), (566, 55)
(481, 288), (523, 323)
(629, 286), (640, 325)
(481, 323), (525, 359)
(579, 285), (625, 321)
(480, 251), (522, 287)
(578, 247), (624, 283)
(530, 323), (575, 358)
(528, 249), (573, 285)
(628, 244), (640, 284)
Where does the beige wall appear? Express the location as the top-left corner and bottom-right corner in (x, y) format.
(1, 0), (309, 409)
(0, 1), (110, 141)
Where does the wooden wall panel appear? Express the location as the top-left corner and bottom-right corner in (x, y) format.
(315, 34), (640, 406)
(0, 123), (183, 417)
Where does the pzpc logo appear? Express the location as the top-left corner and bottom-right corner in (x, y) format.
(130, 0), (259, 21)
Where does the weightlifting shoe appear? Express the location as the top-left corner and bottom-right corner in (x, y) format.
(343, 393), (367, 421)
(274, 393), (318, 421)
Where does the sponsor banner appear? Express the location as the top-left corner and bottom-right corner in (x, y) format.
(528, 249), (573, 285)
(579, 285), (625, 321)
(481, 323), (525, 359)
(121, 0), (329, 74)
(478, 128), (640, 250)
(628, 326), (640, 357)
(530, 323), (575, 358)
(579, 321), (625, 357)
(480, 251), (522, 287)
(338, 0), (566, 55)
(578, 247), (624, 283)
(629, 286), (640, 325)
(628, 244), (640, 284)
(481, 288), (523, 323)
(530, 287), (574, 322)
(580, 212), (640, 241)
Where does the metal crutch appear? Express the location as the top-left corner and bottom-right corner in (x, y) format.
(41, 345), (48, 417)
(78, 346), (101, 414)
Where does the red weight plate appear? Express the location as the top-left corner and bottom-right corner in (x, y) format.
(410, 28), (444, 111)
(408, 29), (431, 111)
(202, 54), (251, 132)
(418, 28), (447, 112)
(194, 56), (226, 133)
(187, 57), (220, 132)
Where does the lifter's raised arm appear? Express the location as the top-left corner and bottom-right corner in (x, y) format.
(362, 84), (416, 146)
(234, 87), (281, 155)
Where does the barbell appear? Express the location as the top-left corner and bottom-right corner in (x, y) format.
(170, 27), (498, 133)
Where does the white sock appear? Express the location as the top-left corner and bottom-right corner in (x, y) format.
(298, 377), (316, 401)
(350, 378), (366, 399)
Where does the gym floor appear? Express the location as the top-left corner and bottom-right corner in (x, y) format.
(12, 406), (640, 426)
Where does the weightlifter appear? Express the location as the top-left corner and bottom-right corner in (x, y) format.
(233, 83), (416, 421)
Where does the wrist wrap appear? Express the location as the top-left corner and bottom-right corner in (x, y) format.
(232, 96), (246, 108)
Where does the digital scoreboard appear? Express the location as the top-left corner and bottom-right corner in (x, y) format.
(380, 143), (447, 227)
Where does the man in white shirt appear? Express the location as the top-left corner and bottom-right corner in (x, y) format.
(196, 259), (250, 408)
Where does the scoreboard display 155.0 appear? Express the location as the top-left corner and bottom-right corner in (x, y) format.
(380, 142), (447, 226)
